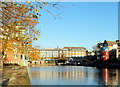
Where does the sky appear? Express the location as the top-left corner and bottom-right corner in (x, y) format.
(3, 0), (120, 2)
(33, 2), (118, 51)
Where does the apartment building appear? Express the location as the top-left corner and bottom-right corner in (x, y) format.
(40, 47), (87, 60)
(62, 47), (87, 58)
(96, 40), (118, 60)
(116, 40), (120, 59)
(40, 48), (60, 60)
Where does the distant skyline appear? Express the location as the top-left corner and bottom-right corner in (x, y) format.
(33, 2), (118, 51)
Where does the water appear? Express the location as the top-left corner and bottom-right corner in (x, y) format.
(28, 66), (120, 86)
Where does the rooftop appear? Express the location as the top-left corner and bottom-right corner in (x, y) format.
(63, 47), (87, 50)
(105, 41), (117, 46)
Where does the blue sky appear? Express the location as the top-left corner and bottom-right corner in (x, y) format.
(33, 2), (118, 51)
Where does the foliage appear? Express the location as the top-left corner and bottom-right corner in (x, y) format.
(29, 47), (40, 61)
(1, 2), (42, 59)
(0, 1), (64, 64)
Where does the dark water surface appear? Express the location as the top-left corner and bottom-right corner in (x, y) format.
(28, 66), (120, 85)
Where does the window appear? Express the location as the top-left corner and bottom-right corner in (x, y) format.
(3, 54), (7, 59)
(66, 51), (68, 53)
(14, 54), (18, 59)
(118, 43), (120, 46)
(82, 52), (84, 53)
(25, 56), (27, 60)
(76, 52), (79, 53)
(21, 55), (22, 59)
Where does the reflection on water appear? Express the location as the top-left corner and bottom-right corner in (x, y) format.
(103, 69), (120, 85)
(28, 66), (120, 85)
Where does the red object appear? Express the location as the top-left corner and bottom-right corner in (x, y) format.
(103, 51), (109, 60)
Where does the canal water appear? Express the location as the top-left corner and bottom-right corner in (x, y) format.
(28, 66), (120, 86)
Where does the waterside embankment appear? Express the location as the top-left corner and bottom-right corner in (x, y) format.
(2, 66), (31, 87)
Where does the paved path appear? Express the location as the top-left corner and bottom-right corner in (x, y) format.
(2, 66), (31, 86)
